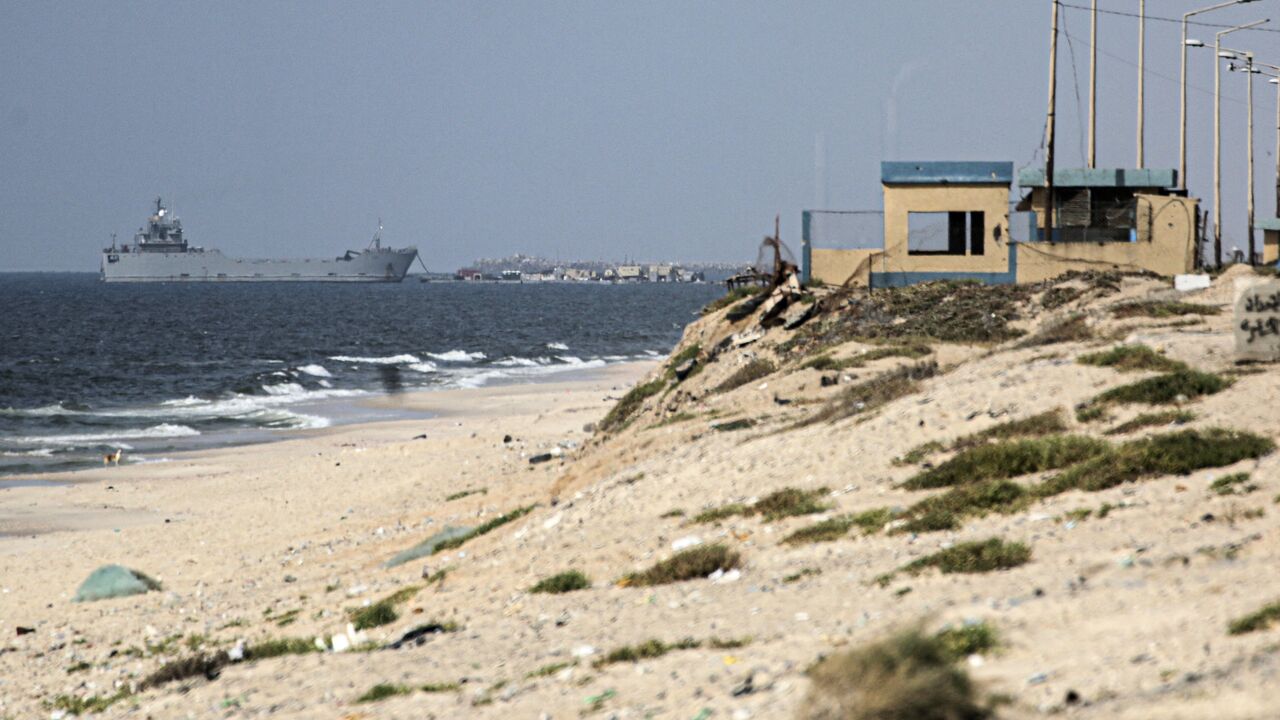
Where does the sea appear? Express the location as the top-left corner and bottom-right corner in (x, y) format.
(0, 274), (721, 478)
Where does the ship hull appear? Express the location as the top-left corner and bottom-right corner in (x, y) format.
(100, 247), (418, 283)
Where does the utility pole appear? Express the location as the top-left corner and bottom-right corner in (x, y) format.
(1088, 0), (1097, 168)
(1046, 0), (1060, 238)
(1215, 20), (1268, 267)
(1137, 0), (1145, 168)
(1247, 55), (1257, 264)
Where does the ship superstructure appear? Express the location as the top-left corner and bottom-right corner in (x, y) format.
(100, 198), (417, 283)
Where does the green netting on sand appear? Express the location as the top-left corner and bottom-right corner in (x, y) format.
(384, 526), (473, 568)
(73, 564), (163, 602)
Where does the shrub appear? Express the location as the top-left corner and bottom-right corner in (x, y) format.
(797, 628), (994, 720)
(899, 480), (1031, 534)
(622, 544), (740, 586)
(935, 622), (999, 661)
(954, 410), (1068, 449)
(357, 683), (412, 703)
(1228, 602), (1280, 635)
(600, 379), (666, 432)
(714, 358), (777, 394)
(1104, 410), (1195, 435)
(702, 286), (762, 315)
(350, 585), (421, 631)
(782, 515), (859, 545)
(800, 362), (938, 426)
(901, 436), (1108, 490)
(1078, 345), (1187, 373)
(1019, 314), (1091, 347)
(901, 538), (1031, 576)
(529, 570), (591, 594)
(432, 505), (536, 554)
(243, 637), (322, 660)
(594, 638), (700, 668)
(1093, 369), (1231, 406)
(1111, 301), (1220, 318)
(1210, 472), (1257, 496)
(751, 487), (832, 521)
(1042, 428), (1273, 495)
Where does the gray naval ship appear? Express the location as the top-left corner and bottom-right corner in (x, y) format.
(100, 198), (418, 282)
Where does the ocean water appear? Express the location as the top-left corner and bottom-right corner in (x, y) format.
(0, 274), (720, 477)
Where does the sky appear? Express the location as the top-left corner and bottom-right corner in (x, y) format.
(2, 0), (1277, 272)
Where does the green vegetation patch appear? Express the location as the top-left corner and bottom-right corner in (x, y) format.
(800, 362), (939, 426)
(600, 379), (666, 433)
(901, 538), (1032, 577)
(781, 515), (858, 545)
(529, 570), (591, 594)
(901, 436), (1108, 490)
(1078, 345), (1187, 373)
(1019, 314), (1092, 347)
(1228, 601), (1280, 635)
(714, 358), (777, 394)
(357, 683), (413, 704)
(48, 689), (133, 716)
(594, 637), (700, 668)
(952, 410), (1068, 450)
(799, 627), (995, 720)
(702, 286), (763, 315)
(242, 637), (321, 661)
(693, 486), (831, 524)
(445, 487), (487, 501)
(1209, 472), (1257, 496)
(898, 480), (1031, 534)
(936, 622), (999, 661)
(526, 661), (575, 679)
(1040, 428), (1273, 496)
(1093, 369), (1231, 406)
(1111, 301), (1221, 319)
(349, 585), (421, 631)
(432, 504), (536, 554)
(803, 343), (933, 372)
(1104, 410), (1195, 435)
(665, 344), (702, 382)
(622, 544), (741, 587)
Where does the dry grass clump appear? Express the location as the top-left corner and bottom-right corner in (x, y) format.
(1105, 410), (1195, 435)
(432, 505), (536, 554)
(600, 379), (666, 433)
(1040, 285), (1083, 309)
(1092, 369), (1231, 406)
(529, 570), (591, 594)
(593, 637), (701, 668)
(802, 343), (932, 372)
(800, 362), (938, 427)
(781, 508), (893, 545)
(898, 480), (1031, 534)
(1210, 472), (1257, 496)
(350, 585), (420, 630)
(1078, 345), (1188, 373)
(714, 358), (777, 394)
(935, 622), (999, 661)
(1038, 428), (1273, 496)
(622, 544), (740, 586)
(1111, 300), (1220, 319)
(1019, 313), (1092, 347)
(1228, 601), (1280, 635)
(357, 683), (412, 703)
(695, 487), (831, 524)
(954, 409), (1067, 450)
(901, 435), (1108, 490)
(901, 538), (1031, 576)
(664, 343), (702, 382)
(48, 690), (134, 716)
(797, 628), (994, 720)
(702, 286), (762, 315)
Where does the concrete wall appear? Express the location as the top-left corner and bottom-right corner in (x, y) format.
(1015, 192), (1197, 282)
(1263, 229), (1279, 265)
(810, 248), (880, 286)
(878, 183), (1012, 275)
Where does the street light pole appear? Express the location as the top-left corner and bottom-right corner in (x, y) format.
(1045, 0), (1060, 239)
(1248, 55), (1257, 264)
(1215, 20), (1268, 267)
(1138, 0), (1145, 168)
(1182, 1), (1260, 190)
(1088, 0), (1097, 168)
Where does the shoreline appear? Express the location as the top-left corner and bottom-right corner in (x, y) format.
(0, 361), (655, 540)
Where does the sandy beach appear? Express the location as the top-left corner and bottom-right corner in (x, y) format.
(5, 270), (1280, 719)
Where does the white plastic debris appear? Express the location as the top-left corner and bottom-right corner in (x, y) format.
(228, 640), (245, 661)
(1174, 274), (1211, 292)
(711, 568), (741, 584)
(542, 513), (563, 530)
(672, 536), (703, 551)
(330, 633), (351, 653)
(572, 644), (597, 658)
(314, 636), (327, 651)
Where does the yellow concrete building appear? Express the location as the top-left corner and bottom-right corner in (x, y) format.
(802, 162), (1200, 287)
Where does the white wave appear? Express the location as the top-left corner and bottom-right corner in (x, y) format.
(493, 356), (542, 367)
(408, 362), (438, 374)
(160, 396), (208, 407)
(603, 355), (628, 361)
(297, 364), (332, 378)
(643, 350), (661, 356)
(262, 382), (307, 397)
(442, 357), (608, 390)
(328, 354), (421, 365)
(318, 379), (333, 388)
(1, 448), (55, 457)
(0, 404), (83, 417)
(7, 424), (200, 446)
(546, 342), (569, 351)
(425, 350), (486, 362)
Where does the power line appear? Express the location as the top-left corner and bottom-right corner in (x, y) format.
(1061, 28), (1250, 106)
(1060, 10), (1089, 164)
(1059, 1), (1280, 34)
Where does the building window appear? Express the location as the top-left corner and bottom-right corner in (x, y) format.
(907, 211), (986, 256)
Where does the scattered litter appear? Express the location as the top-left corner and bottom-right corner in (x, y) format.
(384, 526), (473, 568)
(1027, 672), (1049, 685)
(1174, 274), (1211, 292)
(529, 453), (554, 464)
(672, 536), (703, 551)
(73, 565), (162, 602)
(15, 626), (34, 636)
(572, 645), (597, 658)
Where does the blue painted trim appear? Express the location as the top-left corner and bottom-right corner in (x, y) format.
(870, 243), (1018, 288)
(1256, 217), (1280, 232)
(881, 161), (1013, 185)
(801, 211), (812, 283)
(1018, 167), (1177, 189)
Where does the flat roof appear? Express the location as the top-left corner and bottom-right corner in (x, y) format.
(1018, 167), (1177, 189)
(881, 161), (1013, 185)
(1257, 218), (1280, 232)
